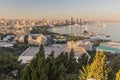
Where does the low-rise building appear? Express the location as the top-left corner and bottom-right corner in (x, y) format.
(0, 42), (14, 48)
(96, 42), (120, 53)
(18, 44), (88, 64)
(3, 35), (15, 42)
(18, 46), (65, 63)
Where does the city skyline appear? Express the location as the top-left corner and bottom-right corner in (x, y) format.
(0, 0), (120, 21)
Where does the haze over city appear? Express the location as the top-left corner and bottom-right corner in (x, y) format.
(0, 0), (120, 21)
(0, 0), (120, 80)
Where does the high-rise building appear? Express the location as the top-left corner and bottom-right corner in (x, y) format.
(69, 16), (74, 24)
(80, 18), (83, 25)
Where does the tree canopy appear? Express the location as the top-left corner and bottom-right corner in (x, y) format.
(79, 51), (109, 80)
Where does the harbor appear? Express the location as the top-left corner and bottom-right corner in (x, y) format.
(50, 22), (120, 41)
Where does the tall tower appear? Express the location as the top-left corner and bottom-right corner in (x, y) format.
(80, 18), (83, 25)
(69, 16), (74, 25)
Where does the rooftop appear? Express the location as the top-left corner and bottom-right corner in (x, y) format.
(96, 46), (120, 53)
(19, 45), (87, 63)
(21, 47), (40, 56)
(20, 46), (65, 57)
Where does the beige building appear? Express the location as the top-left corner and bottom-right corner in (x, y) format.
(28, 34), (47, 46)
(18, 35), (25, 43)
(65, 40), (92, 60)
(67, 40), (93, 51)
(84, 41), (93, 50)
(15, 35), (25, 43)
(66, 41), (86, 55)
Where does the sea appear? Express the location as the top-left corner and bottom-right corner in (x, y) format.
(50, 22), (120, 41)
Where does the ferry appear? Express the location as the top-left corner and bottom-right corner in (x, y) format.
(96, 21), (106, 27)
(74, 23), (79, 26)
(106, 34), (110, 37)
(50, 25), (54, 27)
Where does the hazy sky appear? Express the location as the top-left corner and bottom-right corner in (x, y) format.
(0, 0), (120, 20)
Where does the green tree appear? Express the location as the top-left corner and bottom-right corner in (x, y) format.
(0, 53), (21, 80)
(21, 65), (31, 80)
(69, 49), (76, 64)
(24, 35), (28, 44)
(77, 54), (88, 71)
(31, 70), (38, 80)
(79, 51), (109, 80)
(29, 58), (38, 80)
(21, 45), (48, 80)
(68, 49), (77, 74)
(36, 45), (47, 80)
(21, 45), (67, 80)
(111, 55), (120, 73)
(46, 51), (66, 80)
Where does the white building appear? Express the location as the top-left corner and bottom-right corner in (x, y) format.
(0, 42), (14, 48)
(18, 44), (88, 64)
(18, 46), (65, 64)
(3, 35), (15, 42)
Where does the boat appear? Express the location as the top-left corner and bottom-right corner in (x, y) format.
(96, 21), (106, 27)
(106, 34), (110, 37)
(74, 23), (79, 26)
(102, 24), (106, 27)
(50, 25), (54, 27)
